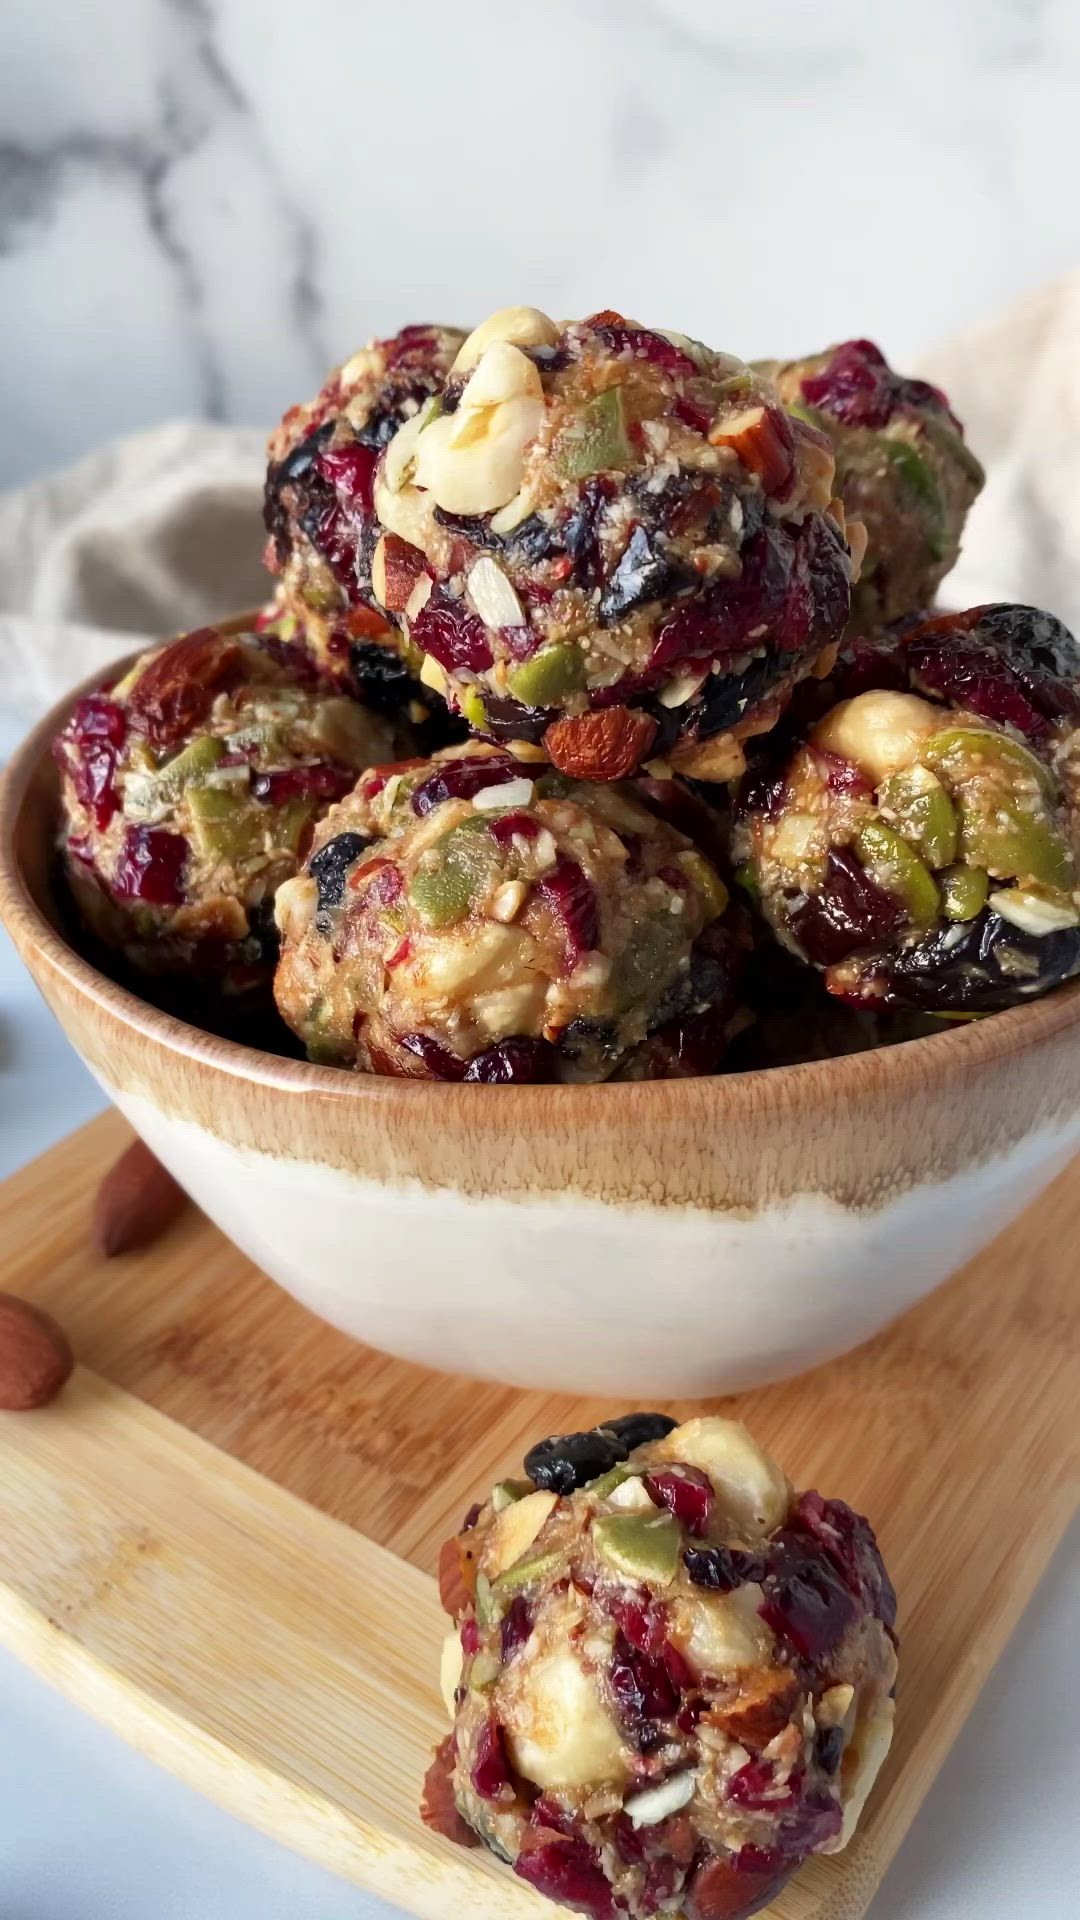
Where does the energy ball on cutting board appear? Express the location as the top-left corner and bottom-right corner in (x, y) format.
(272, 743), (748, 1081)
(426, 1413), (897, 1920)
(759, 339), (984, 627)
(261, 322), (467, 704)
(54, 625), (401, 993)
(369, 306), (862, 782)
(732, 603), (1080, 1012)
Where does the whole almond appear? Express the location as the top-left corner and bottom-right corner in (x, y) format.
(0, 1293), (74, 1411)
(93, 1138), (188, 1257)
(544, 706), (658, 782)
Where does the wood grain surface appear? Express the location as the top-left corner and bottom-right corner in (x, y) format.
(0, 1109), (1078, 1920)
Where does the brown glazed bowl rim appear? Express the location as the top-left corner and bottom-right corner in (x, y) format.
(4, 625), (1080, 1130)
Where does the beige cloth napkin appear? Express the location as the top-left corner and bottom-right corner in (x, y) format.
(3, 274), (1079, 725)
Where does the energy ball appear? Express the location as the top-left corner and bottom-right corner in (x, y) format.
(262, 322), (466, 693)
(273, 744), (747, 1081)
(426, 1413), (897, 1920)
(760, 339), (983, 626)
(54, 625), (400, 992)
(732, 604), (1080, 1012)
(370, 307), (862, 782)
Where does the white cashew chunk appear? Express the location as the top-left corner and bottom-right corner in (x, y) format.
(502, 1645), (626, 1789)
(408, 342), (545, 516)
(651, 1417), (791, 1537)
(669, 1581), (773, 1678)
(623, 1770), (696, 1827)
(440, 1629), (464, 1718)
(452, 306), (559, 374)
(812, 691), (944, 787)
(485, 1487), (557, 1577)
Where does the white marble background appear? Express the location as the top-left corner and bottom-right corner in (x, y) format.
(2, 0), (1080, 489)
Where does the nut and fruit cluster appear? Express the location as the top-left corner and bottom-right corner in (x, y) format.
(427, 1412), (897, 1920)
(54, 306), (1080, 1078)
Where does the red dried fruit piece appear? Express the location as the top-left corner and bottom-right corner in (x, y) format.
(460, 1616), (481, 1657)
(410, 756), (518, 815)
(592, 321), (699, 377)
(398, 1033), (468, 1080)
(316, 443), (378, 515)
(470, 1716), (513, 1802)
(420, 1736), (480, 1850)
(787, 1491), (897, 1633)
(788, 847), (906, 968)
(759, 1537), (858, 1665)
(127, 630), (244, 748)
(500, 1595), (535, 1661)
(463, 1039), (553, 1084)
(251, 763), (353, 806)
(349, 858), (405, 906)
(111, 826), (188, 907)
(515, 1834), (618, 1920)
(413, 587), (494, 673)
(727, 1759), (800, 1813)
(609, 1632), (679, 1725)
(710, 405), (795, 496)
(534, 857), (599, 966)
(544, 707), (658, 781)
(488, 809), (541, 848)
(644, 1466), (714, 1537)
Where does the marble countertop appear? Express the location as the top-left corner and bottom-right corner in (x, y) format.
(1, 0), (1079, 488)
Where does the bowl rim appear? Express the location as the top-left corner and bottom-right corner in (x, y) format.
(4, 628), (1080, 1122)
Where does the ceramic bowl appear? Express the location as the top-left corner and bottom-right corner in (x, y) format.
(4, 644), (1080, 1395)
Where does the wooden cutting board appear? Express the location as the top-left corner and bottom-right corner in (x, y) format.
(0, 1110), (1077, 1920)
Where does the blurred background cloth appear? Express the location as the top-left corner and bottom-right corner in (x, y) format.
(2, 274), (1078, 732)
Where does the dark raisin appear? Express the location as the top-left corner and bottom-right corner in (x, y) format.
(432, 506), (502, 550)
(603, 1411), (678, 1449)
(598, 523), (695, 627)
(478, 692), (557, 746)
(555, 1017), (621, 1082)
(348, 642), (417, 717)
(684, 1547), (767, 1592)
(814, 1724), (845, 1776)
(788, 848), (906, 969)
(309, 832), (370, 929)
(462, 1037), (554, 1083)
(830, 906), (1080, 1014)
(524, 1426), (629, 1494)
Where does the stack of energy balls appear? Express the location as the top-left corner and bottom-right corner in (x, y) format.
(56, 306), (1080, 1080)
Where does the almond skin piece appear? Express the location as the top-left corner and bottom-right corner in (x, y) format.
(92, 1138), (188, 1258)
(0, 1294), (74, 1411)
(373, 532), (429, 614)
(704, 1666), (800, 1746)
(544, 706), (658, 781)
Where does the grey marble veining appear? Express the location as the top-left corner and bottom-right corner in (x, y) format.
(0, 0), (1077, 486)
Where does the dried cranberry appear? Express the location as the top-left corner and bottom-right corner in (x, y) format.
(759, 1539), (858, 1665)
(814, 748), (872, 799)
(351, 859), (404, 909)
(111, 826), (188, 907)
(463, 1038), (553, 1084)
(592, 322), (699, 377)
(644, 1467), (713, 1537)
(904, 603), (1080, 739)
(727, 1759), (799, 1813)
(613, 1813), (650, 1864)
(461, 1502), (483, 1532)
(252, 763), (353, 807)
(786, 1492), (897, 1634)
(531, 1794), (577, 1835)
(470, 1717), (512, 1802)
(500, 1596), (534, 1662)
(609, 1632), (679, 1726)
(410, 756), (518, 815)
(397, 1033), (467, 1080)
(515, 1837), (618, 1920)
(316, 443), (378, 515)
(412, 587), (494, 674)
(778, 1784), (843, 1854)
(788, 848), (906, 968)
(684, 1547), (766, 1594)
(61, 694), (128, 829)
(535, 857), (599, 965)
(488, 808), (541, 848)
(460, 1617), (481, 1657)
